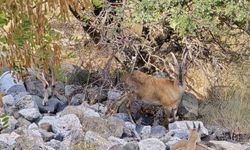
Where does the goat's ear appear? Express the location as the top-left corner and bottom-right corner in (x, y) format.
(169, 62), (176, 74)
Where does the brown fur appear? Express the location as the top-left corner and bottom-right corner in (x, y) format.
(105, 52), (187, 124)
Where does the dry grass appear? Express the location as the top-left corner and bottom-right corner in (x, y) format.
(199, 61), (250, 135)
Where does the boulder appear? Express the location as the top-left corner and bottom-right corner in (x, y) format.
(0, 132), (20, 149)
(150, 125), (167, 138)
(45, 139), (61, 150)
(137, 125), (151, 139)
(34, 97), (67, 113)
(108, 89), (122, 100)
(209, 140), (248, 150)
(65, 85), (83, 98)
(18, 108), (41, 122)
(138, 138), (166, 150)
(178, 93), (198, 119)
(122, 142), (139, 150)
(15, 129), (45, 149)
(15, 95), (39, 110)
(82, 117), (124, 138)
(169, 121), (208, 138)
(52, 114), (82, 138)
(2, 94), (15, 106)
(84, 131), (112, 150)
(70, 93), (85, 105)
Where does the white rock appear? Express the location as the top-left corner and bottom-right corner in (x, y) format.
(18, 108), (41, 121)
(169, 121), (208, 136)
(0, 132), (20, 146)
(52, 114), (82, 137)
(138, 138), (166, 150)
(210, 141), (248, 150)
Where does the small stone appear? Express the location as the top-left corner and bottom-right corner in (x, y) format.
(169, 121), (208, 137)
(122, 142), (139, 150)
(84, 131), (112, 150)
(138, 138), (166, 150)
(136, 125), (151, 139)
(45, 139), (61, 150)
(2, 95), (15, 106)
(70, 93), (85, 105)
(40, 122), (52, 132)
(39, 129), (55, 142)
(17, 117), (31, 128)
(82, 117), (124, 138)
(114, 113), (131, 122)
(15, 95), (39, 110)
(165, 136), (182, 146)
(108, 136), (127, 145)
(28, 123), (39, 130)
(65, 85), (83, 98)
(0, 132), (20, 147)
(150, 125), (167, 138)
(108, 89), (122, 100)
(123, 122), (136, 137)
(35, 97), (67, 113)
(178, 93), (198, 119)
(52, 114), (82, 138)
(18, 108), (41, 122)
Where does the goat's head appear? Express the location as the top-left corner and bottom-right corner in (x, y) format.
(186, 122), (201, 143)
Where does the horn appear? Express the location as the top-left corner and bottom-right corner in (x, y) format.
(181, 51), (188, 66)
(193, 122), (196, 129)
(197, 123), (201, 131)
(170, 52), (179, 67)
(186, 122), (191, 130)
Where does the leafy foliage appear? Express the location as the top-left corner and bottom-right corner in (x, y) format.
(0, 113), (9, 130)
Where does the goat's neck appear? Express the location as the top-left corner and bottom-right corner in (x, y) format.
(186, 136), (198, 150)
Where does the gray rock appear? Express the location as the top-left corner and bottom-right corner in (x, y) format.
(16, 117), (31, 128)
(60, 129), (84, 150)
(150, 125), (167, 138)
(84, 131), (112, 150)
(54, 81), (65, 95)
(114, 113), (131, 122)
(0, 132), (20, 149)
(70, 93), (85, 105)
(207, 125), (231, 141)
(13, 92), (29, 100)
(52, 114), (82, 138)
(65, 85), (83, 98)
(15, 95), (39, 110)
(15, 129), (45, 149)
(108, 136), (127, 145)
(23, 75), (44, 97)
(58, 104), (100, 121)
(39, 129), (55, 142)
(123, 122), (136, 137)
(165, 136), (182, 146)
(178, 93), (198, 119)
(122, 142), (139, 150)
(209, 140), (248, 150)
(34, 97), (67, 113)
(138, 138), (166, 150)
(82, 117), (124, 138)
(86, 86), (107, 104)
(28, 123), (39, 130)
(2, 94), (15, 106)
(108, 89), (122, 100)
(7, 85), (26, 96)
(139, 125), (151, 139)
(89, 103), (107, 114)
(45, 139), (61, 150)
(38, 116), (57, 128)
(18, 108), (41, 122)
(169, 121), (208, 138)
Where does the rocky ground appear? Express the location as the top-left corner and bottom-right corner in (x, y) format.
(0, 67), (249, 150)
